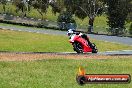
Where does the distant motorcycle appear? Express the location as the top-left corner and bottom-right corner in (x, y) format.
(68, 30), (98, 53)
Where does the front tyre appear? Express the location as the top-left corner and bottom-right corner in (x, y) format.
(73, 42), (83, 53)
(91, 43), (98, 53)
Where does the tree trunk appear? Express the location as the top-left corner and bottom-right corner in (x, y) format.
(37, 9), (43, 20)
(3, 4), (6, 13)
(88, 17), (94, 33)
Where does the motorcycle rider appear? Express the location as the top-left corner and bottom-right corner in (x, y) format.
(67, 29), (93, 48)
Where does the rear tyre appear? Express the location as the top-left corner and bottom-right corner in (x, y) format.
(91, 43), (98, 53)
(73, 42), (83, 53)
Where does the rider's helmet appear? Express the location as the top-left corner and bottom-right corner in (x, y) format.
(67, 29), (74, 36)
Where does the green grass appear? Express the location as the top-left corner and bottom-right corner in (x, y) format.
(0, 29), (72, 52)
(0, 58), (132, 88)
(0, 29), (132, 52)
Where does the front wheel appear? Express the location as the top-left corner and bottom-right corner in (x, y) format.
(73, 42), (83, 53)
(91, 43), (98, 53)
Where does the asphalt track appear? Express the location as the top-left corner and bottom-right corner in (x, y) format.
(0, 50), (132, 55)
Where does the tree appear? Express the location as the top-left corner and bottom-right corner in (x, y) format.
(57, 11), (76, 30)
(12, 0), (30, 17)
(103, 0), (131, 35)
(129, 23), (132, 35)
(49, 0), (64, 14)
(31, 0), (49, 20)
(127, 1), (132, 22)
(50, 0), (77, 30)
(64, 0), (104, 33)
(0, 0), (7, 13)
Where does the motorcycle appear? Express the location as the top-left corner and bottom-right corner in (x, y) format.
(68, 31), (98, 53)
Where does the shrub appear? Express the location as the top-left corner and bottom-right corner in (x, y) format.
(57, 11), (76, 30)
(106, 0), (130, 35)
(37, 22), (48, 28)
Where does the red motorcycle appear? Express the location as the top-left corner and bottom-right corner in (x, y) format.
(68, 31), (98, 53)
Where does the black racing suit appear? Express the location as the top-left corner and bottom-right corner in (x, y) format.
(81, 34), (93, 48)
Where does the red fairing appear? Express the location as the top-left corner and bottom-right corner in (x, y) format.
(69, 35), (92, 52)
(69, 35), (79, 43)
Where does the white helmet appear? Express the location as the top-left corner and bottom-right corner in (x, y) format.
(68, 29), (74, 33)
(67, 29), (74, 36)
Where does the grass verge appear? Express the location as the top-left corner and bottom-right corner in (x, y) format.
(0, 58), (131, 88)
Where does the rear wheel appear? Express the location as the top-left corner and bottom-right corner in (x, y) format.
(73, 42), (83, 53)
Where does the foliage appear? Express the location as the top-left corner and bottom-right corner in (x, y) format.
(12, 0), (49, 19)
(30, 0), (49, 19)
(57, 11), (75, 23)
(0, 0), (7, 12)
(64, 0), (104, 19)
(105, 0), (131, 35)
(12, 0), (29, 16)
(31, 0), (49, 13)
(126, 1), (132, 22)
(129, 23), (132, 35)
(57, 11), (76, 30)
(63, 0), (104, 32)
(49, 0), (105, 32)
(49, 0), (63, 14)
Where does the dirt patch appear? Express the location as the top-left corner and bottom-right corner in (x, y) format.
(0, 53), (132, 61)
